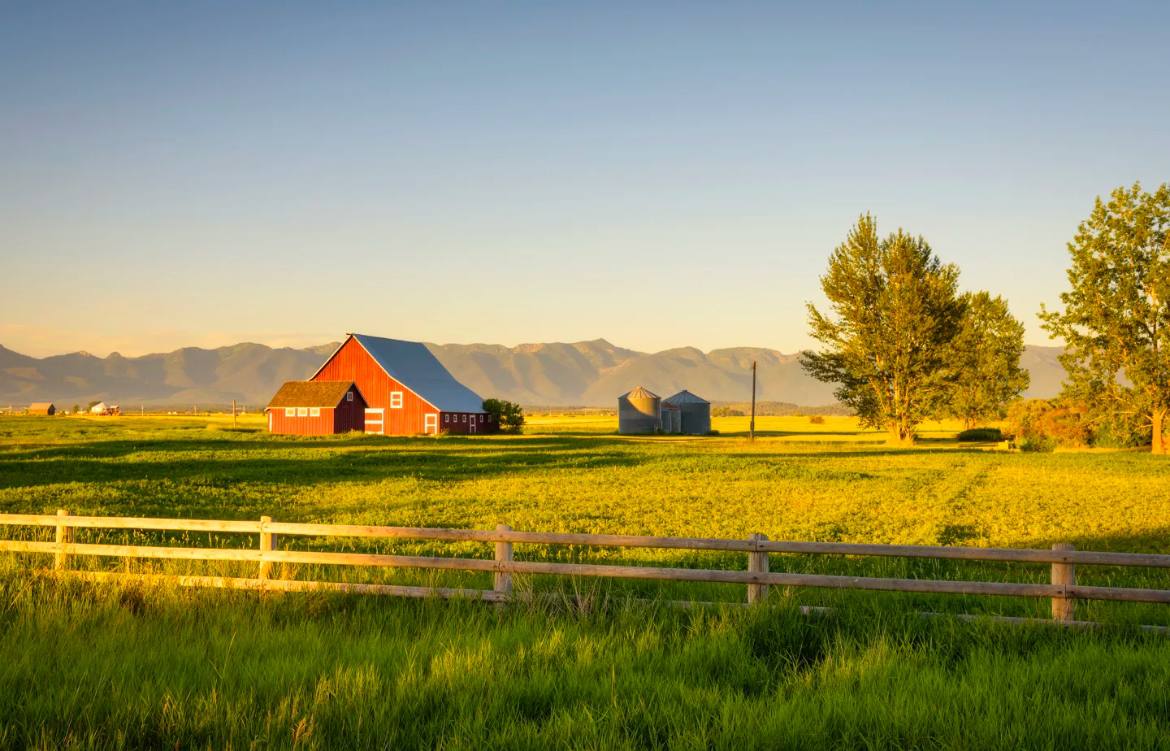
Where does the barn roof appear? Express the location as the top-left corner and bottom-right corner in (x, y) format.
(663, 390), (709, 405)
(28, 402), (54, 410)
(268, 381), (355, 408)
(350, 334), (485, 413)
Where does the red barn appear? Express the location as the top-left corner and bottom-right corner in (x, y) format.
(266, 381), (366, 436)
(308, 333), (496, 435)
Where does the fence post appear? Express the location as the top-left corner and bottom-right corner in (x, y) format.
(259, 515), (275, 581)
(54, 508), (72, 571)
(747, 533), (769, 604)
(494, 524), (513, 600)
(1051, 543), (1076, 622)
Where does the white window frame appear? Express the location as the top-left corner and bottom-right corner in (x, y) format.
(462, 414), (467, 422)
(309, 407), (320, 417)
(443, 414), (449, 423)
(297, 407), (308, 417)
(285, 407), (296, 417)
(390, 391), (403, 409)
(346, 392), (354, 402)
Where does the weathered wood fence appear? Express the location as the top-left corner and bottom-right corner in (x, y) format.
(2, 510), (1170, 629)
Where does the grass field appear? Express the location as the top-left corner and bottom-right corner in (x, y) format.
(3, 414), (1170, 749)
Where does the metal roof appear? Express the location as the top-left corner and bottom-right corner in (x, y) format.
(352, 334), (486, 413)
(268, 381), (355, 409)
(663, 390), (710, 405)
(620, 386), (659, 400)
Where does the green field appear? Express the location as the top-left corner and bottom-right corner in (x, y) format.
(2, 415), (1170, 749)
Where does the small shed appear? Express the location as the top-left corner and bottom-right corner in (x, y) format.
(266, 381), (367, 435)
(89, 402), (109, 415)
(28, 402), (55, 416)
(659, 400), (681, 434)
(664, 390), (711, 435)
(618, 386), (661, 434)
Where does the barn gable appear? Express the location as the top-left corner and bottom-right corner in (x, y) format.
(315, 334), (485, 413)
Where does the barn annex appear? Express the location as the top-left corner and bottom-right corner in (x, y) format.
(267, 333), (495, 436)
(266, 381), (366, 435)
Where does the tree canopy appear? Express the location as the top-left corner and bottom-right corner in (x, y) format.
(1039, 182), (1170, 454)
(948, 292), (1029, 428)
(801, 215), (966, 443)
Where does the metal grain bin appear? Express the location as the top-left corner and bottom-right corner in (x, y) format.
(618, 386), (661, 434)
(664, 390), (710, 434)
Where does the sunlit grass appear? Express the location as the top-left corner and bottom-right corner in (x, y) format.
(2, 414), (1170, 748)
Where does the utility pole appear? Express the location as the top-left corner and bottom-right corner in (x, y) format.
(232, 399), (238, 427)
(749, 360), (757, 442)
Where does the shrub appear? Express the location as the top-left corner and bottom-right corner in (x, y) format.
(712, 407), (745, 417)
(1005, 399), (1090, 448)
(957, 427), (1002, 442)
(1018, 435), (1056, 453)
(482, 399), (525, 434)
(808, 415), (826, 425)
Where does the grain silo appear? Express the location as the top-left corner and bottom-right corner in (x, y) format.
(664, 390), (710, 434)
(659, 400), (681, 434)
(618, 386), (661, 434)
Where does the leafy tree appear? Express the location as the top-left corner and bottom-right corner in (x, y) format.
(483, 398), (525, 434)
(802, 214), (966, 444)
(1039, 183), (1170, 454)
(948, 292), (1029, 428)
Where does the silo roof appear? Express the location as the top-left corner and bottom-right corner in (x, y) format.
(621, 386), (659, 400)
(664, 390), (709, 405)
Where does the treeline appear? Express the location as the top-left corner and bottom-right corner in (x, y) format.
(801, 182), (1170, 454)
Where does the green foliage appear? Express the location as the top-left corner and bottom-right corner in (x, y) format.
(948, 292), (1029, 427)
(1039, 183), (1170, 454)
(482, 398), (525, 434)
(957, 427), (1003, 442)
(802, 215), (966, 443)
(1005, 399), (1091, 449)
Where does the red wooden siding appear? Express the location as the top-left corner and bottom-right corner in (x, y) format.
(313, 338), (438, 435)
(266, 385), (367, 436)
(312, 338), (497, 435)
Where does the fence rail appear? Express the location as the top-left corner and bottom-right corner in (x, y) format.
(2, 510), (1170, 628)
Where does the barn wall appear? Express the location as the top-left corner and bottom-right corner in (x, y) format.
(268, 407), (338, 435)
(314, 339), (438, 435)
(439, 411), (497, 435)
(333, 388), (368, 432)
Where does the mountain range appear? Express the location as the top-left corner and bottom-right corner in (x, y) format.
(0, 340), (1067, 409)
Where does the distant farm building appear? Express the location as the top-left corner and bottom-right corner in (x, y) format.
(618, 386), (661, 434)
(664, 390), (711, 435)
(89, 402), (121, 416)
(266, 381), (366, 436)
(266, 333), (495, 436)
(27, 402), (55, 416)
(618, 387), (712, 435)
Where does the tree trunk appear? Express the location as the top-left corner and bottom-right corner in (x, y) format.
(1154, 409), (1167, 455)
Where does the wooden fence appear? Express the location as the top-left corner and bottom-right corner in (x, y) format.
(2, 510), (1170, 629)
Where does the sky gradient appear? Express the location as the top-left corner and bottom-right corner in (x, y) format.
(2, 1), (1168, 357)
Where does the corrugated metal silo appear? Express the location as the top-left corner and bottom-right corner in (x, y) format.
(618, 386), (661, 434)
(665, 390), (710, 434)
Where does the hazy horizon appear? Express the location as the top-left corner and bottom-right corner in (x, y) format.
(3, 2), (1168, 358)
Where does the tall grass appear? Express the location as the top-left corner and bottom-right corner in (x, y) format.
(2, 571), (1170, 750)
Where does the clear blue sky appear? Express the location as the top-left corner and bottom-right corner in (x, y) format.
(2, 1), (1167, 357)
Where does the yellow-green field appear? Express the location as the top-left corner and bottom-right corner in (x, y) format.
(3, 414), (1170, 749)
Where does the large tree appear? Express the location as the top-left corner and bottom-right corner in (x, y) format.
(948, 292), (1029, 428)
(802, 214), (966, 444)
(1039, 182), (1170, 454)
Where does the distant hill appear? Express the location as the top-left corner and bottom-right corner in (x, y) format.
(0, 340), (1067, 409)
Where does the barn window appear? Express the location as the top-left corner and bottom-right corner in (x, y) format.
(390, 391), (403, 409)
(443, 414), (449, 423)
(285, 408), (295, 417)
(297, 407), (308, 417)
(462, 414), (467, 422)
(309, 407), (320, 417)
(346, 392), (353, 402)
(478, 414), (484, 422)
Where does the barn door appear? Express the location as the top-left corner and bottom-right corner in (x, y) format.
(424, 413), (438, 435)
(468, 414), (477, 434)
(364, 408), (384, 435)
